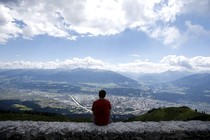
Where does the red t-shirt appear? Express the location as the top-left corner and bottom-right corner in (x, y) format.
(92, 98), (111, 125)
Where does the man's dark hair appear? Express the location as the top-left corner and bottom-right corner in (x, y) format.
(99, 90), (106, 98)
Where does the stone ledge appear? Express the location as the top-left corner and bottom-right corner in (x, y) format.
(0, 121), (210, 140)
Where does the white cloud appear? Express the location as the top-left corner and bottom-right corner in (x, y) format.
(182, 0), (210, 16)
(160, 55), (192, 69)
(59, 57), (110, 69)
(149, 26), (183, 48)
(185, 21), (210, 39)
(115, 60), (169, 73)
(0, 57), (110, 70)
(1, 56), (210, 73)
(0, 0), (209, 47)
(0, 5), (22, 43)
(72, 0), (126, 35)
(157, 0), (184, 22)
(190, 56), (210, 67)
(130, 54), (140, 58)
(161, 55), (210, 72)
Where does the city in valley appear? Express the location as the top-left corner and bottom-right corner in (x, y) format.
(0, 69), (210, 120)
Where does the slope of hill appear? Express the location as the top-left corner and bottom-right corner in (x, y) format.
(127, 106), (210, 122)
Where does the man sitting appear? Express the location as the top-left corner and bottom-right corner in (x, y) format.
(92, 90), (111, 126)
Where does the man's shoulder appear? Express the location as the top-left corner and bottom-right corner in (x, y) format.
(104, 99), (110, 103)
(93, 99), (101, 104)
(94, 99), (110, 103)
(103, 99), (111, 105)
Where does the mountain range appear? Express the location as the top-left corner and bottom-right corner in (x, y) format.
(153, 73), (210, 103)
(0, 68), (137, 85)
(0, 68), (210, 103)
(134, 70), (192, 84)
(170, 73), (210, 87)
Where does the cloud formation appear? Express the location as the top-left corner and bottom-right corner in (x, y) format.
(0, 57), (109, 70)
(0, 0), (209, 47)
(1, 55), (210, 73)
(161, 55), (210, 72)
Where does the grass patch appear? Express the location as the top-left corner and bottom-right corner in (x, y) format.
(12, 104), (33, 111)
(126, 106), (210, 122)
(0, 110), (92, 122)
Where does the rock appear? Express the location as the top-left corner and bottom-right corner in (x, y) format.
(0, 121), (210, 140)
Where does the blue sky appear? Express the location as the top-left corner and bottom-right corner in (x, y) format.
(0, 0), (210, 73)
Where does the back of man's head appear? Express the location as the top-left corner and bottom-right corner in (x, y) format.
(99, 90), (106, 98)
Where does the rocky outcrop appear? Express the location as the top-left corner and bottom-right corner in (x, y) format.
(0, 121), (210, 140)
